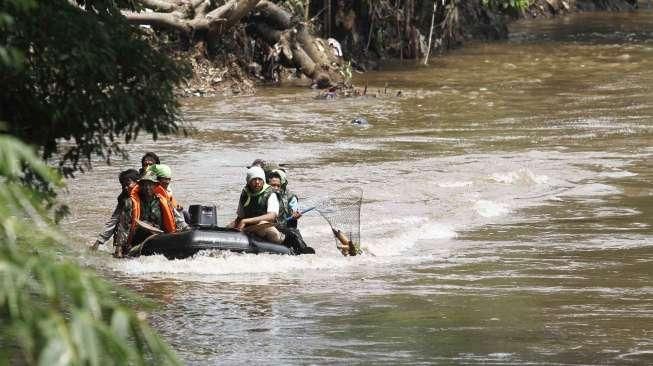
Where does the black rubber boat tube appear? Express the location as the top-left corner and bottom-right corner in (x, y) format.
(138, 228), (294, 259)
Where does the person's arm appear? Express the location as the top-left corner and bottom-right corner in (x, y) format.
(230, 202), (245, 229)
(267, 193), (279, 216)
(238, 212), (277, 228)
(91, 202), (121, 250)
(170, 194), (183, 210)
(113, 200), (133, 258)
(288, 196), (302, 220)
(172, 204), (189, 231)
(288, 196), (299, 211)
(236, 194), (279, 229)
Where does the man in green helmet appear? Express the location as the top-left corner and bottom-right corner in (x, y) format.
(147, 163), (190, 224)
(114, 172), (186, 257)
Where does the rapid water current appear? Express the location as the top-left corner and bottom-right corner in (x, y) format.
(66, 10), (653, 365)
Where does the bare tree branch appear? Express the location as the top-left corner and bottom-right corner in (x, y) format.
(296, 23), (329, 66)
(122, 0), (342, 88)
(206, 0), (261, 34)
(190, 0), (207, 8)
(194, 0), (211, 17)
(123, 10), (192, 33)
(138, 0), (178, 12)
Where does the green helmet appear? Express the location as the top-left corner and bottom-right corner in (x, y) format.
(147, 164), (172, 179)
(138, 171), (158, 183)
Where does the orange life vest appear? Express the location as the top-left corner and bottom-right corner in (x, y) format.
(127, 185), (176, 244)
(154, 184), (182, 211)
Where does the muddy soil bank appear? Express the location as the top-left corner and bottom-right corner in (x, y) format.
(177, 0), (639, 97)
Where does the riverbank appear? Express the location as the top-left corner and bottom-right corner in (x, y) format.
(523, 0), (637, 18)
(175, 0), (639, 97)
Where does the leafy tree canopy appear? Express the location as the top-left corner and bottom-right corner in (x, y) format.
(0, 133), (180, 365)
(1, 0), (187, 363)
(0, 0), (191, 175)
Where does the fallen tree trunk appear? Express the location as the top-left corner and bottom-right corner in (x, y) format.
(252, 0), (291, 29)
(123, 0), (261, 34)
(122, 0), (344, 88)
(247, 1), (345, 87)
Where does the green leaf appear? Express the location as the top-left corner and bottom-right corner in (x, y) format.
(71, 310), (102, 366)
(38, 316), (74, 366)
(110, 308), (132, 340)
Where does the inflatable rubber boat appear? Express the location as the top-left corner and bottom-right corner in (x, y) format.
(129, 205), (295, 259)
(135, 227), (293, 259)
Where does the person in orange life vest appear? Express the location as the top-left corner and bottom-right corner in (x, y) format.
(90, 169), (139, 252)
(114, 172), (187, 257)
(147, 163), (190, 224)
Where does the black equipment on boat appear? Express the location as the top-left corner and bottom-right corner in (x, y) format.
(188, 204), (217, 228)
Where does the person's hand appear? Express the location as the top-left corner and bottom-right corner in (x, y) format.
(90, 240), (101, 251)
(291, 210), (302, 220)
(235, 219), (246, 231)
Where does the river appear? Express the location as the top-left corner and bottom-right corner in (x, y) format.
(66, 10), (653, 365)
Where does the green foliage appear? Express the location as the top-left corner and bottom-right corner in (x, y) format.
(338, 60), (353, 86)
(0, 135), (180, 365)
(0, 0), (191, 175)
(482, 0), (531, 11)
(0, 0), (33, 68)
(0, 0), (183, 364)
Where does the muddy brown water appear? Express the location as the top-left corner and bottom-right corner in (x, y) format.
(66, 10), (653, 365)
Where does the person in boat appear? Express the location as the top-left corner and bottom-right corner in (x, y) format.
(139, 151), (160, 175)
(248, 158), (281, 181)
(147, 163), (190, 224)
(90, 169), (140, 253)
(231, 166), (285, 244)
(248, 158), (265, 169)
(268, 169), (314, 254)
(114, 171), (188, 257)
(267, 169), (301, 228)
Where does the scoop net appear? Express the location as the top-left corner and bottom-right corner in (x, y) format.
(300, 187), (363, 256)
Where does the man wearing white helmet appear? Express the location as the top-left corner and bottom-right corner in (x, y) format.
(231, 166), (285, 244)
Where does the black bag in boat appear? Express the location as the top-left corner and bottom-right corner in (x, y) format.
(188, 205), (217, 228)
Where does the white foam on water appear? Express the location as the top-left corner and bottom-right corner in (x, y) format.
(559, 183), (622, 197)
(114, 251), (355, 277)
(474, 200), (511, 218)
(109, 245), (445, 282)
(368, 216), (457, 256)
(616, 350), (653, 360)
(437, 180), (474, 188)
(597, 170), (638, 179)
(489, 168), (549, 185)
